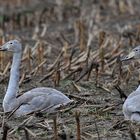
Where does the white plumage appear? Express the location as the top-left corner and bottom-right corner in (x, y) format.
(122, 46), (140, 122)
(0, 40), (73, 117)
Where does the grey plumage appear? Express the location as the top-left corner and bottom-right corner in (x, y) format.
(122, 46), (140, 122)
(123, 86), (140, 122)
(0, 40), (73, 117)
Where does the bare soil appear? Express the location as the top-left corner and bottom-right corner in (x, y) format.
(1, 0), (140, 140)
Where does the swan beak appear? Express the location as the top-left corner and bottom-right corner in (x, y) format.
(121, 51), (135, 61)
(0, 46), (7, 51)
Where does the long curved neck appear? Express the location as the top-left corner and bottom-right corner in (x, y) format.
(3, 52), (22, 103)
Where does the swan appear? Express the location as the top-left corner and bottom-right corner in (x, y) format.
(0, 40), (73, 117)
(122, 46), (140, 122)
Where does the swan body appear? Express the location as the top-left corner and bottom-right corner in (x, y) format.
(0, 40), (72, 117)
(122, 46), (140, 122)
(123, 86), (140, 122)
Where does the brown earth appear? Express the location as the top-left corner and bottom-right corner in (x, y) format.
(1, 0), (140, 140)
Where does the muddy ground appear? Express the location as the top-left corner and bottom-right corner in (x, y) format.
(1, 0), (140, 140)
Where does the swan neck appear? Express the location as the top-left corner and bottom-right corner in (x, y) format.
(136, 85), (140, 92)
(4, 52), (22, 102)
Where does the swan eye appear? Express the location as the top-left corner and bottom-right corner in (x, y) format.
(10, 42), (13, 45)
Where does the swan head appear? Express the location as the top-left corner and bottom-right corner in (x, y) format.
(121, 46), (140, 61)
(0, 40), (22, 53)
